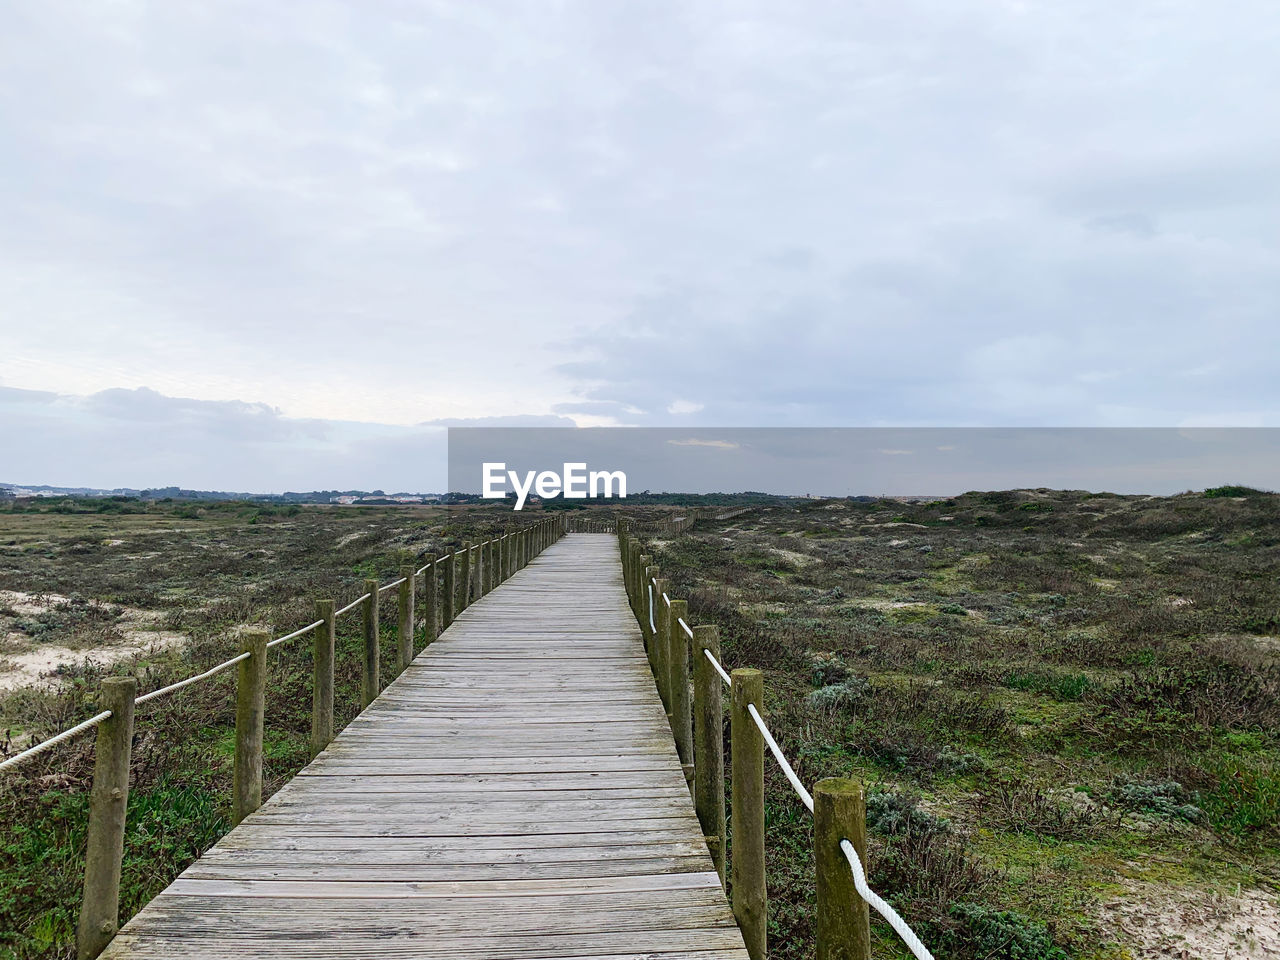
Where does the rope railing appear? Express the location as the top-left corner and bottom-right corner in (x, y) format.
(842, 839), (936, 960)
(265, 618), (325, 650)
(704, 647), (732, 686)
(0, 710), (114, 773)
(622, 519), (935, 960)
(2, 514), (566, 960)
(334, 592), (372, 617)
(135, 651), (252, 704)
(746, 702), (814, 813)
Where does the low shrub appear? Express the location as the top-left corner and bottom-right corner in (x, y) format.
(947, 903), (1069, 960)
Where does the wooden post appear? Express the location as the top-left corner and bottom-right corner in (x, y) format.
(75, 676), (136, 960)
(815, 779), (872, 960)
(362, 579), (379, 709)
(638, 554), (652, 641)
(693, 624), (726, 884)
(444, 549), (456, 627)
(310, 599), (335, 758)
(668, 598), (693, 782)
(731, 668), (766, 960)
(474, 542), (485, 599)
(652, 577), (671, 711)
(459, 542), (471, 611)
(423, 555), (438, 644)
(233, 627), (270, 827)
(643, 564), (660, 663)
(397, 564), (415, 673)
(627, 543), (640, 617)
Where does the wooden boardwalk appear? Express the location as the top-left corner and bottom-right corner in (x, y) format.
(103, 534), (748, 960)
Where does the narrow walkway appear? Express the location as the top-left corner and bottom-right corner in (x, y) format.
(104, 534), (748, 959)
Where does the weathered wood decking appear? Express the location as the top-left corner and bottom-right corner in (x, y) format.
(103, 534), (747, 960)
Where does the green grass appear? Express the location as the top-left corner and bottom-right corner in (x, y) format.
(0, 501), (533, 959)
(645, 490), (1280, 959)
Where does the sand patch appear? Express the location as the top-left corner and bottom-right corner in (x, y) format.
(0, 590), (186, 692)
(1105, 881), (1280, 959)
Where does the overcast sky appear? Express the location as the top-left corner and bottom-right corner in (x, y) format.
(2, 2), (1278, 491)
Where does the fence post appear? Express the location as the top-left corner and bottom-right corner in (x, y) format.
(692, 624), (726, 885)
(731, 667), (766, 960)
(311, 599), (335, 758)
(668, 598), (693, 785)
(75, 676), (136, 960)
(652, 577), (670, 710)
(643, 564), (659, 662)
(815, 779), (872, 960)
(423, 555), (438, 644)
(362, 579), (379, 708)
(638, 554), (652, 639)
(397, 564), (415, 673)
(233, 627), (270, 827)
(444, 550), (456, 627)
(459, 542), (471, 611)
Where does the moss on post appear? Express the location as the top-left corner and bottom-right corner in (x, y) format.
(444, 549), (456, 627)
(692, 624), (726, 885)
(422, 554), (438, 644)
(731, 667), (766, 960)
(362, 580), (379, 708)
(668, 598), (693, 780)
(397, 564), (415, 673)
(310, 599), (336, 757)
(233, 628), (270, 826)
(459, 541), (471, 611)
(815, 778), (872, 960)
(75, 676), (136, 960)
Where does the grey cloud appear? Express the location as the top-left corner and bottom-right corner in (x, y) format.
(421, 415), (576, 428)
(0, 385), (445, 492)
(2, 0), (1279, 463)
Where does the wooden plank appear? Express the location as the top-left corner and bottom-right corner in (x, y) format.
(101, 535), (747, 960)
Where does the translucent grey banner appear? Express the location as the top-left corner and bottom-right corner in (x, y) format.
(446, 427), (1280, 503)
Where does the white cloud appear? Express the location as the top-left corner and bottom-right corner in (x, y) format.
(666, 400), (704, 415)
(667, 438), (739, 449)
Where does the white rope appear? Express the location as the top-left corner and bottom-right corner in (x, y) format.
(0, 710), (113, 772)
(335, 592), (371, 616)
(841, 839), (936, 960)
(704, 647), (732, 686)
(378, 577), (406, 593)
(647, 584), (657, 633)
(677, 616), (694, 639)
(417, 551), (458, 576)
(662, 592), (671, 606)
(136, 651), (251, 704)
(747, 702), (814, 812)
(266, 619), (325, 650)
